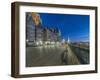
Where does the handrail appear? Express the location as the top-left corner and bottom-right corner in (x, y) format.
(69, 44), (89, 51)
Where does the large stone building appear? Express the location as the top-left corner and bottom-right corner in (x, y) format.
(26, 12), (61, 46)
(26, 13), (36, 42)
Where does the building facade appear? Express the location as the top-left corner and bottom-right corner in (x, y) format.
(26, 12), (61, 46)
(26, 13), (36, 42)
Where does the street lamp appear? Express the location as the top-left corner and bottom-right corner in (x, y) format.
(39, 40), (43, 45)
(36, 41), (39, 46)
(62, 39), (65, 43)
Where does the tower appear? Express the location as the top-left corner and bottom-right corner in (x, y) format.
(68, 36), (70, 43)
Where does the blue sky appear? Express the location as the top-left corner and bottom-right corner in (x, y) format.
(39, 13), (90, 42)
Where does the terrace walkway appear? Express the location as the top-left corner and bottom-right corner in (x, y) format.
(66, 44), (80, 65)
